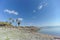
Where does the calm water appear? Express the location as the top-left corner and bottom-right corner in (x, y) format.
(39, 27), (60, 36)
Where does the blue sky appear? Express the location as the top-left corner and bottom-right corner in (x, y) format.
(0, 0), (60, 26)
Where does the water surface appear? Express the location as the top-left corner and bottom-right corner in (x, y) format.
(39, 27), (60, 36)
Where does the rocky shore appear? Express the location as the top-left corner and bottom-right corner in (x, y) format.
(0, 27), (59, 40)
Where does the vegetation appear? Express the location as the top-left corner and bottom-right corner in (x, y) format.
(16, 18), (21, 26)
(0, 22), (12, 26)
(8, 18), (21, 26)
(8, 18), (15, 25)
(0, 18), (40, 32)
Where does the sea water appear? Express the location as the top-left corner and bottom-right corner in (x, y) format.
(39, 27), (60, 36)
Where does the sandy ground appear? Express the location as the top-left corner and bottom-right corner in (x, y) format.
(0, 27), (59, 40)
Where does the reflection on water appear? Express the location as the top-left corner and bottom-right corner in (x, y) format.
(39, 27), (60, 36)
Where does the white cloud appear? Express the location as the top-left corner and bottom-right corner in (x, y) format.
(18, 18), (23, 21)
(38, 5), (43, 10)
(4, 9), (18, 15)
(38, 2), (48, 10)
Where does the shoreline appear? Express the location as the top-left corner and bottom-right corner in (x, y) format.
(0, 26), (60, 40)
(0, 26), (60, 37)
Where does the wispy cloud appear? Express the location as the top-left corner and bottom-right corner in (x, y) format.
(18, 18), (23, 21)
(4, 9), (18, 15)
(33, 5), (43, 13)
(33, 3), (48, 13)
(33, 10), (36, 13)
(44, 3), (48, 6)
(38, 5), (43, 10)
(38, 2), (48, 10)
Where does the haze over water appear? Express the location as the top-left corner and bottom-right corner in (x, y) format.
(39, 26), (60, 36)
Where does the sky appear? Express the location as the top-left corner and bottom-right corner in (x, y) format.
(0, 0), (60, 26)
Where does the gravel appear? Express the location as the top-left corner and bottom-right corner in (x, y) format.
(0, 27), (55, 40)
